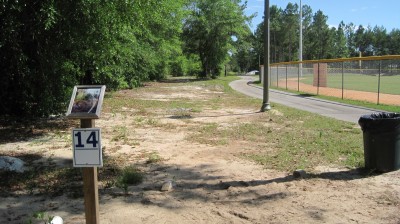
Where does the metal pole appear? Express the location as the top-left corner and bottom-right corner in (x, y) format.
(378, 61), (381, 105)
(299, 0), (303, 77)
(270, 66), (272, 87)
(317, 63), (320, 95)
(224, 65), (227, 77)
(286, 65), (288, 90)
(276, 65), (279, 88)
(261, 0), (271, 111)
(341, 62), (344, 100)
(297, 63), (300, 91)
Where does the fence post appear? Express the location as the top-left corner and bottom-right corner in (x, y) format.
(297, 63), (300, 92)
(342, 61), (344, 100)
(317, 63), (320, 95)
(378, 60), (381, 105)
(286, 65), (288, 90)
(270, 66), (272, 87)
(276, 65), (279, 88)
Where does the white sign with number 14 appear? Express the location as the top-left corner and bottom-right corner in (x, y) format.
(72, 128), (103, 167)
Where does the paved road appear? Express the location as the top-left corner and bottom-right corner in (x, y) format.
(229, 76), (384, 123)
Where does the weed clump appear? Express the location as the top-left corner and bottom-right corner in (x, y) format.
(116, 166), (144, 193)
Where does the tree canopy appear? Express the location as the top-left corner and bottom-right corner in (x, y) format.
(0, 0), (188, 116)
(1, 1), (399, 117)
(182, 0), (252, 78)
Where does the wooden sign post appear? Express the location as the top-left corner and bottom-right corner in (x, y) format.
(67, 86), (106, 224)
(81, 119), (100, 224)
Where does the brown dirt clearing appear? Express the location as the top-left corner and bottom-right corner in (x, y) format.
(1, 79), (399, 224)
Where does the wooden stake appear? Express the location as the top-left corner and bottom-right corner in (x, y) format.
(81, 119), (100, 224)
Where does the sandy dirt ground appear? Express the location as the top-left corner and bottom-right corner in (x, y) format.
(1, 80), (399, 224)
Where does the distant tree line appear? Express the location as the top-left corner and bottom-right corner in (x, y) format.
(231, 3), (400, 73)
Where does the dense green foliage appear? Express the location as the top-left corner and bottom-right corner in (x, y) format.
(0, 0), (251, 116)
(0, 0), (188, 116)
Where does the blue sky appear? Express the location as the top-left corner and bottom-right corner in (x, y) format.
(244, 0), (400, 32)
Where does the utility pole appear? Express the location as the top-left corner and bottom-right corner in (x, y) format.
(261, 0), (271, 112)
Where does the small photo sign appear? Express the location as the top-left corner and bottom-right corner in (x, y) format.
(66, 85), (106, 119)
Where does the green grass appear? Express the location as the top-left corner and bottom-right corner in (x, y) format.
(27, 211), (54, 224)
(146, 152), (163, 164)
(184, 76), (365, 171)
(255, 105), (363, 170)
(115, 166), (144, 194)
(300, 73), (400, 95)
(188, 102), (364, 171)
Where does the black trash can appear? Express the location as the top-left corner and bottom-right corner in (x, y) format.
(358, 113), (400, 172)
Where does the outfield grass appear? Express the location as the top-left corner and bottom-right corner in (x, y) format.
(300, 73), (400, 95)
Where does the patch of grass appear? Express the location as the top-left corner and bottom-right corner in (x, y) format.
(188, 123), (229, 145)
(133, 117), (177, 130)
(134, 117), (160, 126)
(146, 152), (163, 164)
(111, 126), (128, 141)
(145, 118), (159, 126)
(26, 211), (54, 224)
(195, 76), (240, 94)
(170, 107), (193, 118)
(187, 95), (364, 171)
(111, 126), (138, 146)
(259, 108), (362, 170)
(115, 166), (144, 194)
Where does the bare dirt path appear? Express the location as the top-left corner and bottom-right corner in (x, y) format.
(1, 80), (399, 224)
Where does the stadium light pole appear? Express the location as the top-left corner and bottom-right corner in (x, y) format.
(299, 0), (303, 77)
(261, 0), (271, 112)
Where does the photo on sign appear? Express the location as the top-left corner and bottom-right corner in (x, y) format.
(72, 88), (100, 114)
(66, 85), (106, 119)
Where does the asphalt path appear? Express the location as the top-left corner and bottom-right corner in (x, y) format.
(229, 76), (384, 123)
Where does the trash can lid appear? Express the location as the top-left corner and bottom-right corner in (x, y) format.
(358, 113), (400, 132)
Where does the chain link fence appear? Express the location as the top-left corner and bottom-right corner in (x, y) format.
(262, 56), (400, 106)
